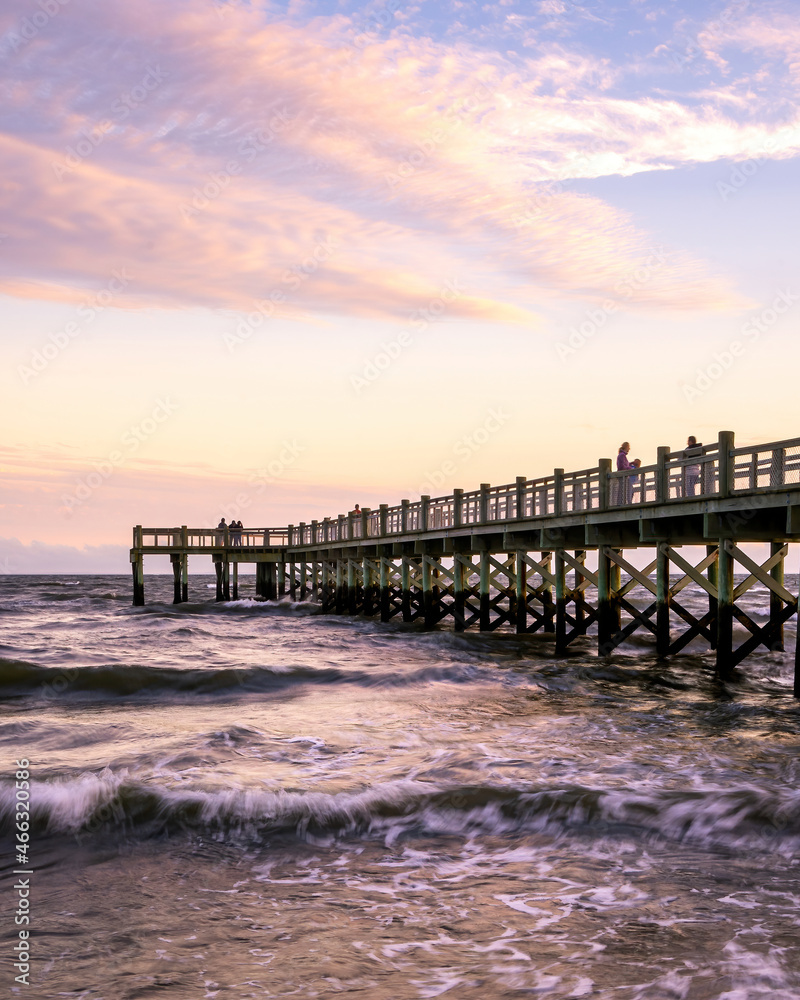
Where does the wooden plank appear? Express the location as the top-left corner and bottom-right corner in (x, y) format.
(609, 554), (657, 596)
(560, 549), (600, 587)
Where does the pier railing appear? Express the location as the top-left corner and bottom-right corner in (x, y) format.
(133, 431), (800, 551)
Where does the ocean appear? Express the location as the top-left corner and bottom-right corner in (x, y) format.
(1, 573), (799, 999)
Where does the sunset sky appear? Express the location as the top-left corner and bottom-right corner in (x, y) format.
(2, 0), (799, 572)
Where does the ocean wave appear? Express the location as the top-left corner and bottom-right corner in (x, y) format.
(0, 657), (507, 698)
(3, 773), (798, 853)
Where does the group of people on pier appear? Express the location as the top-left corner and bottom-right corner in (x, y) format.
(616, 435), (705, 504)
(216, 518), (245, 546)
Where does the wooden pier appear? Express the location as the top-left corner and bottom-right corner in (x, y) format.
(131, 431), (800, 693)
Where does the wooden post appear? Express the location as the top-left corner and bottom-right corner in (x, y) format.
(379, 504), (388, 537)
(300, 559), (308, 600)
(311, 520), (318, 545)
(554, 548), (567, 653)
(794, 607), (800, 698)
(609, 550), (621, 633)
(541, 551), (555, 633)
(132, 553), (145, 606)
(707, 544), (719, 649)
(656, 446), (670, 503)
(420, 496), (430, 532)
(656, 543), (670, 655)
(363, 556), (374, 616)
(574, 550), (585, 630)
(214, 558), (224, 602)
(718, 430), (735, 498)
(278, 562), (286, 598)
(598, 460), (611, 511)
(401, 500), (409, 534)
(223, 560), (231, 601)
(479, 484), (490, 524)
(289, 560), (297, 600)
(454, 555), (466, 632)
(232, 561), (238, 600)
(506, 553), (517, 623)
(770, 541), (786, 651)
(347, 558), (357, 614)
(479, 550), (490, 630)
(597, 545), (611, 651)
(515, 550), (527, 633)
(335, 560), (345, 613)
(312, 560), (319, 600)
(320, 560), (332, 611)
(255, 561), (265, 598)
(380, 557), (391, 621)
(171, 553), (182, 604)
(422, 555), (434, 627)
(717, 539), (734, 680)
(266, 562), (277, 601)
(401, 556), (411, 622)
(516, 477), (527, 519)
(553, 469), (564, 516)
(181, 553), (188, 603)
(361, 507), (370, 539)
(453, 489), (463, 528)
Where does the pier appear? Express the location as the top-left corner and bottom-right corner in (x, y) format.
(131, 431), (800, 693)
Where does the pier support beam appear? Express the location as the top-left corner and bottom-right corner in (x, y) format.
(401, 557), (411, 622)
(555, 549), (567, 653)
(222, 561), (231, 601)
(336, 560), (346, 614)
(515, 550), (526, 633)
(300, 560), (308, 601)
(380, 557), (390, 621)
(454, 555), (466, 631)
(347, 558), (358, 615)
(278, 562), (286, 599)
(232, 562), (238, 601)
(171, 554), (182, 605)
(479, 551), (490, 631)
(597, 546), (611, 651)
(770, 541), (786, 652)
(656, 545), (670, 656)
(716, 538), (735, 681)
(132, 554), (144, 606)
(707, 544), (719, 650)
(181, 554), (188, 603)
(214, 558), (224, 602)
(541, 551), (555, 633)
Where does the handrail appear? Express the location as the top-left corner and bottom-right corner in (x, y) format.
(131, 431), (800, 549)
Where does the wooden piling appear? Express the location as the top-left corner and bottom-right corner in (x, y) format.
(656, 544), (670, 655)
(597, 546), (611, 651)
(555, 549), (567, 653)
(707, 544), (719, 649)
(232, 561), (238, 601)
(515, 550), (526, 633)
(541, 551), (555, 632)
(347, 559), (358, 615)
(214, 558), (223, 602)
(336, 560), (346, 614)
(171, 554), (182, 604)
(222, 561), (231, 601)
(716, 539), (735, 680)
(181, 554), (188, 603)
(132, 554), (145, 606)
(479, 551), (490, 631)
(401, 557), (412, 622)
(770, 541), (785, 651)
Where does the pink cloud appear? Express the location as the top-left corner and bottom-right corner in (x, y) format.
(0, 0), (789, 320)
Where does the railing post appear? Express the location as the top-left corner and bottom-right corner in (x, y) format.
(338, 514), (347, 541)
(515, 476), (527, 519)
(656, 446), (670, 503)
(298, 521), (306, 545)
(401, 499), (409, 534)
(597, 460), (611, 511)
(379, 504), (388, 537)
(453, 489), (463, 528)
(479, 484), (490, 524)
(181, 525), (188, 547)
(420, 496), (430, 532)
(288, 524), (294, 547)
(718, 430), (735, 498)
(311, 519), (318, 544)
(361, 507), (370, 538)
(323, 517), (330, 543)
(553, 469), (564, 516)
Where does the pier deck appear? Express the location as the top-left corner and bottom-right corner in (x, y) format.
(131, 431), (800, 693)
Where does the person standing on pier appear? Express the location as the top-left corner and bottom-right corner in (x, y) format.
(616, 442), (638, 504)
(683, 436), (703, 496)
(216, 517), (227, 546)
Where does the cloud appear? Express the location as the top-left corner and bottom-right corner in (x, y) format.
(0, 0), (795, 320)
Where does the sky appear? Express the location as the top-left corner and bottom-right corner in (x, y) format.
(1, 0), (799, 573)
